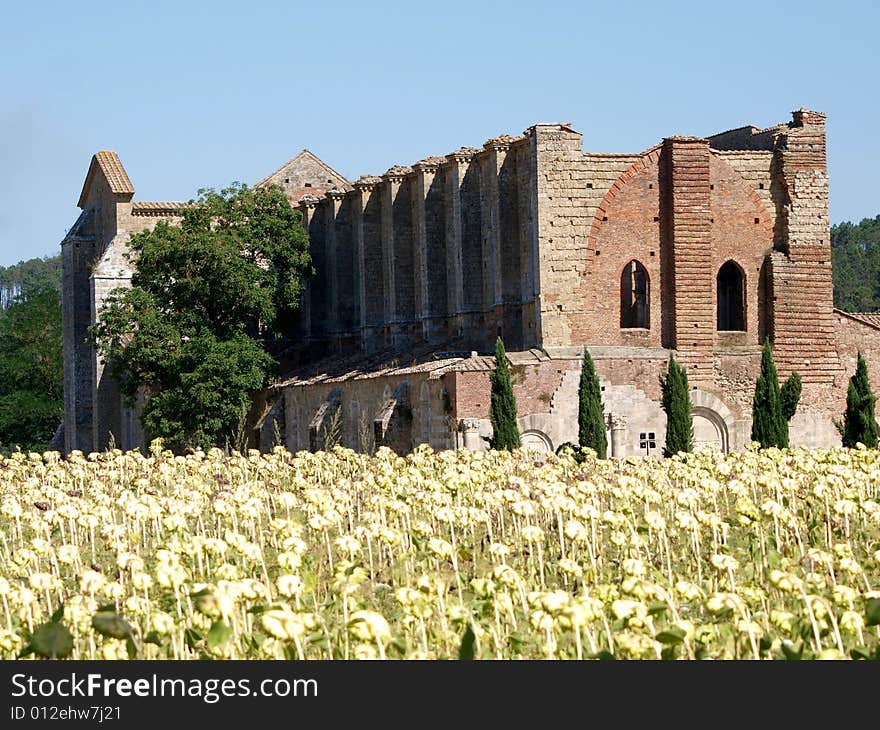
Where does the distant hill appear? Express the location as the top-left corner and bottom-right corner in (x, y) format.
(832, 216), (880, 313)
(0, 255), (61, 308)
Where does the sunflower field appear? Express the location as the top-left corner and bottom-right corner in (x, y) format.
(0, 441), (878, 660)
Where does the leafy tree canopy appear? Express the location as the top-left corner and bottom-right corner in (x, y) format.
(0, 255), (61, 308)
(92, 183), (312, 451)
(0, 288), (63, 451)
(832, 215), (880, 312)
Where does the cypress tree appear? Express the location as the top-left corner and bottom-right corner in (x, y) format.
(489, 337), (521, 450)
(578, 347), (607, 458)
(751, 339), (788, 448)
(780, 371), (802, 422)
(842, 352), (878, 448)
(660, 354), (693, 456)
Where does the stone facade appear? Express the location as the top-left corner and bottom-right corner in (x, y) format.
(62, 109), (880, 457)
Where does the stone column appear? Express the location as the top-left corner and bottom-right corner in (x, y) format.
(483, 137), (512, 334)
(353, 176), (382, 351)
(608, 414), (627, 458)
(297, 194), (321, 343)
(459, 417), (484, 451)
(325, 188), (345, 341)
(443, 148), (477, 337)
(412, 158), (442, 341)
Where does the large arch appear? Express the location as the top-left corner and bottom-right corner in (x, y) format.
(521, 429), (553, 454)
(689, 389), (736, 453)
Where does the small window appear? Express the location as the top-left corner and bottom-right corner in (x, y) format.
(620, 260), (650, 328)
(284, 178), (290, 184)
(304, 182), (312, 188)
(717, 260), (745, 331)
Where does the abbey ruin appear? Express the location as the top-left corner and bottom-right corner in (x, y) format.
(61, 109), (880, 456)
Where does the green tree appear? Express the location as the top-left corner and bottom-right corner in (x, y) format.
(92, 183), (312, 451)
(751, 340), (789, 448)
(841, 352), (878, 448)
(780, 370), (802, 422)
(489, 337), (520, 451)
(0, 255), (61, 309)
(578, 347), (607, 458)
(0, 288), (63, 451)
(831, 215), (880, 312)
(660, 354), (693, 456)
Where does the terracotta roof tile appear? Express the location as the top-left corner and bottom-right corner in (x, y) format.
(131, 201), (190, 216)
(77, 151), (135, 208)
(838, 310), (880, 330)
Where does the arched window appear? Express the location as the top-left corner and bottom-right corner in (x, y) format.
(620, 260), (650, 328)
(717, 260), (745, 331)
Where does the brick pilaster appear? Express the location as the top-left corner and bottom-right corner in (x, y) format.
(662, 136), (714, 382)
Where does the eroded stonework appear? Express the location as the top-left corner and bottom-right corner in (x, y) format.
(62, 110), (880, 456)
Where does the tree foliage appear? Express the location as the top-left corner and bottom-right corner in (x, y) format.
(0, 288), (63, 451)
(751, 340), (791, 448)
(660, 354), (693, 457)
(841, 352), (878, 448)
(489, 337), (520, 451)
(92, 183), (312, 451)
(578, 347), (606, 458)
(780, 370), (802, 423)
(0, 255), (61, 309)
(831, 216), (880, 312)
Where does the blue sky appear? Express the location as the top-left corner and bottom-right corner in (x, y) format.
(1, 0), (877, 266)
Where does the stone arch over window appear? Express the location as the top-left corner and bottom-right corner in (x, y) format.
(689, 389), (736, 454)
(620, 259), (650, 328)
(521, 429), (553, 454)
(717, 260), (745, 331)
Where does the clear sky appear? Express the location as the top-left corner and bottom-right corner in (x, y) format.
(1, 0), (877, 266)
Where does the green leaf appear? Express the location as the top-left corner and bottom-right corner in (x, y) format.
(125, 636), (138, 659)
(655, 626), (686, 645)
(781, 640), (803, 661)
(184, 628), (203, 650)
(91, 611), (133, 640)
(850, 646), (872, 660)
(648, 602), (668, 616)
(31, 620), (74, 659)
(190, 587), (213, 598)
(588, 650), (615, 660)
(206, 620), (233, 650)
(246, 604), (269, 614)
(144, 631), (163, 646)
(458, 625), (475, 660)
(50, 603), (65, 623)
(660, 645), (678, 660)
(865, 597), (880, 627)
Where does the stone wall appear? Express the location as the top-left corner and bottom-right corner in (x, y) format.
(284, 374), (455, 454)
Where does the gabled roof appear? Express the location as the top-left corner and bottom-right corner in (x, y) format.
(255, 148), (350, 188)
(77, 151), (135, 208)
(836, 309), (880, 331)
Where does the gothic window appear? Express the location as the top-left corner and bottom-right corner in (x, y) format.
(620, 260), (650, 329)
(717, 260), (745, 331)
